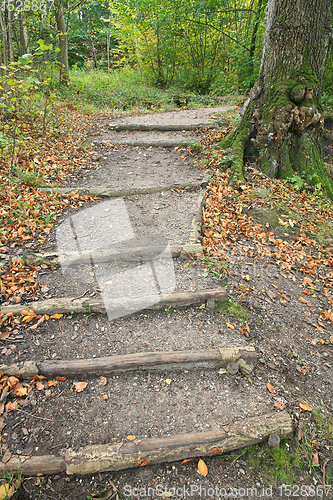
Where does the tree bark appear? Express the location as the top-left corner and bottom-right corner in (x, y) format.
(55, 0), (70, 84)
(219, 0), (333, 198)
(18, 13), (29, 55)
(7, 9), (14, 63)
(0, 12), (8, 66)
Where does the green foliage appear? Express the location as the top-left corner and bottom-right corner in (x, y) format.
(215, 299), (248, 323)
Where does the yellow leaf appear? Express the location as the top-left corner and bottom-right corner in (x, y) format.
(165, 379), (172, 385)
(50, 314), (63, 319)
(0, 483), (11, 500)
(226, 323), (234, 329)
(127, 435), (136, 441)
(198, 459), (208, 477)
(105, 280), (113, 285)
(14, 387), (27, 397)
(299, 402), (313, 412)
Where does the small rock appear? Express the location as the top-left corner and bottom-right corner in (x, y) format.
(268, 433), (280, 448)
(227, 362), (239, 375)
(206, 298), (215, 310)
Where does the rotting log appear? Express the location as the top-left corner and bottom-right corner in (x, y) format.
(0, 346), (256, 379)
(0, 412), (293, 477)
(0, 288), (227, 316)
(38, 346), (257, 377)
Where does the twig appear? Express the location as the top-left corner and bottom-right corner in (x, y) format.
(49, 443), (62, 451)
(17, 409), (53, 422)
(71, 289), (89, 301)
(323, 458), (332, 495)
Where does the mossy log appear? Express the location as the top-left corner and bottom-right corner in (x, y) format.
(1, 412), (293, 477)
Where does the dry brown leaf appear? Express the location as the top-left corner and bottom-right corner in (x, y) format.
(267, 290), (276, 300)
(127, 435), (136, 441)
(50, 314), (63, 319)
(7, 376), (19, 388)
(299, 402), (313, 412)
(74, 381), (87, 393)
(56, 376), (66, 381)
(311, 450), (319, 465)
(246, 323), (250, 333)
(267, 383), (275, 394)
(97, 376), (107, 386)
(102, 395), (108, 400)
(36, 381), (44, 391)
(226, 323), (234, 329)
(198, 459), (208, 477)
(1, 450), (11, 463)
(274, 401), (285, 410)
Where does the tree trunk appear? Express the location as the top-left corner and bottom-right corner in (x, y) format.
(55, 0), (70, 84)
(18, 13), (29, 55)
(0, 12), (8, 66)
(7, 9), (14, 63)
(219, 0), (333, 199)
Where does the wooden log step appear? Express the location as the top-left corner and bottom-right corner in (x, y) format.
(25, 245), (184, 267)
(39, 181), (208, 198)
(110, 123), (215, 132)
(0, 346), (256, 379)
(1, 412), (293, 477)
(40, 345), (256, 377)
(0, 288), (227, 316)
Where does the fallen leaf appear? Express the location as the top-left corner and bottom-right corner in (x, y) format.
(267, 290), (276, 300)
(165, 379), (172, 385)
(198, 459), (208, 477)
(7, 376), (19, 388)
(1, 450), (11, 463)
(181, 458), (193, 464)
(50, 314), (63, 319)
(5, 401), (18, 412)
(274, 401), (285, 410)
(246, 323), (250, 333)
(97, 376), (107, 386)
(299, 402), (313, 412)
(267, 383), (275, 394)
(74, 381), (87, 393)
(56, 376), (66, 381)
(311, 450), (319, 465)
(102, 395), (108, 400)
(13, 386), (27, 397)
(127, 435), (136, 441)
(48, 380), (56, 387)
(134, 459), (150, 467)
(91, 489), (113, 499)
(36, 381), (44, 391)
(226, 323), (234, 329)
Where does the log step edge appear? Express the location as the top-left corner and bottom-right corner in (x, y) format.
(0, 412), (294, 477)
(0, 345), (257, 378)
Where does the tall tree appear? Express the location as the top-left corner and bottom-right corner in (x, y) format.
(220, 0), (333, 198)
(55, 0), (70, 84)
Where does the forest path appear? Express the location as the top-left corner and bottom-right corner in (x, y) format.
(0, 106), (293, 495)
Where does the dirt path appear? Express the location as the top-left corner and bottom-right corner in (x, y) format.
(0, 106), (332, 499)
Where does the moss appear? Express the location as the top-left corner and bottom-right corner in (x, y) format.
(217, 101), (254, 182)
(315, 223), (333, 246)
(215, 300), (249, 323)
